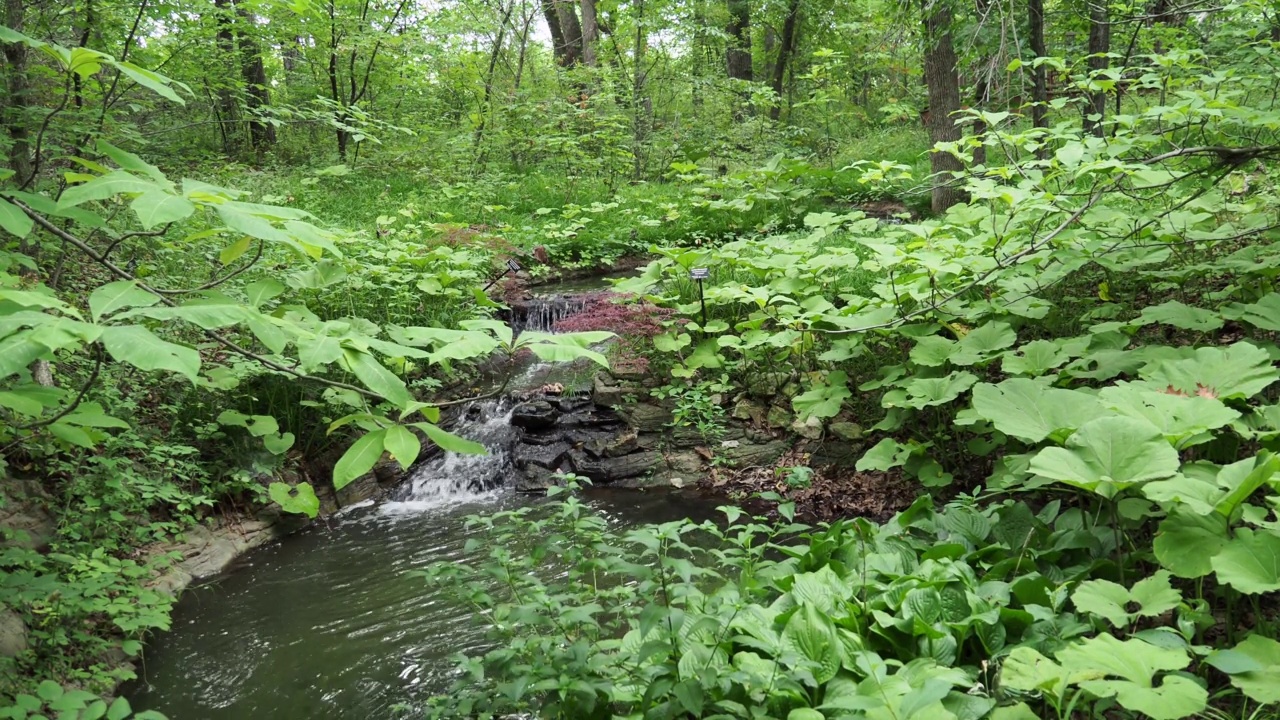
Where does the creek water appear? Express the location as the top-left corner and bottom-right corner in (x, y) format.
(127, 392), (722, 719)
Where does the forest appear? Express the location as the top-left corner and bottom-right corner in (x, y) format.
(2, 0), (1280, 716)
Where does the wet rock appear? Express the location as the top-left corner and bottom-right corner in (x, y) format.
(151, 518), (282, 595)
(515, 441), (572, 470)
(337, 472), (383, 507)
(747, 373), (789, 397)
(0, 610), (28, 658)
(615, 471), (689, 489)
(665, 451), (704, 475)
(522, 430), (566, 446)
(619, 403), (672, 432)
(810, 440), (863, 468)
(732, 398), (767, 423)
(603, 429), (639, 457)
(767, 405), (793, 429)
(552, 395), (593, 414)
(636, 433), (661, 451)
(511, 401), (559, 430)
(593, 373), (626, 408)
(829, 422), (864, 441)
(791, 415), (823, 440)
(721, 440), (789, 469)
(570, 450), (664, 482)
(671, 427), (708, 448)
(515, 466), (561, 492)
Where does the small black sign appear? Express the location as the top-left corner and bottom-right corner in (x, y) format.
(690, 267), (710, 280)
(506, 258), (522, 273)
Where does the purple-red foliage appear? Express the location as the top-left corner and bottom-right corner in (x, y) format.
(555, 293), (675, 372)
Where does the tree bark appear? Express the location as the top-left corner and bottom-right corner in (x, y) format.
(769, 0), (801, 121)
(3, 0), (32, 189)
(580, 0), (599, 66)
(213, 0), (242, 155)
(541, 0), (582, 66)
(1084, 0), (1110, 136)
(1029, 0), (1047, 133)
(726, 0), (752, 81)
(235, 2), (276, 152)
(922, 1), (966, 213)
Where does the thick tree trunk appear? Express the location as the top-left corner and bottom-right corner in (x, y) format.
(213, 0), (242, 155)
(235, 4), (276, 152)
(922, 2), (966, 213)
(726, 0), (752, 81)
(1084, 0), (1110, 136)
(769, 0), (801, 121)
(580, 0), (599, 66)
(3, 0), (32, 189)
(555, 0), (584, 65)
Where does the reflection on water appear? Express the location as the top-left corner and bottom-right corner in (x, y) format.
(126, 489), (722, 720)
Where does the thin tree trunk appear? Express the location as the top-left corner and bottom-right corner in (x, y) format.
(580, 0), (599, 66)
(4, 0), (32, 190)
(475, 0), (515, 151)
(1029, 0), (1047, 133)
(769, 0), (800, 121)
(632, 0), (647, 179)
(1084, 0), (1110, 136)
(514, 7), (534, 90)
(726, 0), (752, 81)
(922, 1), (966, 213)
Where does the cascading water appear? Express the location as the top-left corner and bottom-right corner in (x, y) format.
(510, 293), (592, 333)
(383, 399), (519, 510)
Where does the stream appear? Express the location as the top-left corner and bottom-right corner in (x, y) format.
(126, 288), (723, 720)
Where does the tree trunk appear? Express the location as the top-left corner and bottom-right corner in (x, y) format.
(922, 2), (966, 213)
(3, 0), (32, 189)
(726, 0), (752, 81)
(1029, 0), (1047, 134)
(475, 0), (515, 151)
(1084, 0), (1110, 136)
(769, 0), (801, 121)
(580, 0), (599, 66)
(235, 3), (276, 152)
(555, 0), (584, 65)
(632, 0), (648, 179)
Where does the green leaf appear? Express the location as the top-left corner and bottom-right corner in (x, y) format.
(673, 680), (705, 716)
(1141, 342), (1278, 400)
(0, 197), (33, 238)
(1206, 635), (1280, 704)
(121, 292), (252, 329)
(1153, 509), (1228, 579)
(1057, 634), (1204, 720)
(58, 170), (157, 208)
(793, 371), (852, 419)
(898, 371), (977, 409)
(1211, 528), (1280, 595)
(910, 335), (957, 367)
(263, 432), (294, 455)
(343, 348), (412, 407)
(246, 279), (286, 308)
(268, 482), (319, 518)
(781, 603), (841, 684)
(951, 322), (1017, 365)
(1071, 571), (1181, 628)
(971, 379), (1106, 444)
(99, 325), (199, 382)
(1223, 293), (1280, 332)
(1098, 384), (1239, 448)
(525, 339), (610, 367)
(62, 402), (129, 429)
(88, 281), (159, 322)
(332, 429), (386, 490)
(115, 60), (187, 104)
(96, 140), (168, 183)
(383, 425), (420, 469)
(219, 235), (252, 265)
(413, 422), (487, 455)
(1002, 340), (1069, 377)
(130, 190), (193, 229)
(1131, 301), (1223, 332)
(1029, 417), (1180, 499)
(106, 697), (132, 720)
(787, 711), (824, 720)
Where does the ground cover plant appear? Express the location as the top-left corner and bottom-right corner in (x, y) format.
(1, 0), (1280, 716)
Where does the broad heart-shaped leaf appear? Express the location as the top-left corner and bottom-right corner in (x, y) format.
(971, 379), (1107, 444)
(332, 429), (386, 490)
(1153, 509), (1228, 579)
(88, 281), (159, 322)
(1130, 301), (1224, 332)
(1029, 416), (1180, 499)
(951, 322), (1017, 366)
(1056, 634), (1204, 720)
(342, 348), (412, 408)
(1098, 383), (1239, 449)
(268, 481), (319, 518)
(0, 196), (34, 238)
(910, 335), (957, 367)
(99, 325), (199, 382)
(1206, 635), (1280, 704)
(1001, 339), (1069, 377)
(130, 189), (194, 229)
(1071, 571), (1181, 628)
(263, 432), (294, 455)
(793, 370), (852, 419)
(781, 603), (841, 685)
(411, 422), (487, 455)
(898, 371), (977, 409)
(382, 425), (420, 469)
(1222, 292), (1280, 332)
(1140, 342), (1278, 400)
(1211, 528), (1280, 595)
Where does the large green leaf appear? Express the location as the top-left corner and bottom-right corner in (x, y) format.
(1140, 342), (1278, 400)
(121, 292), (253, 329)
(268, 482), (319, 518)
(1205, 635), (1280, 704)
(99, 325), (199, 382)
(1001, 339), (1069, 377)
(951, 322), (1017, 366)
(1153, 509), (1228, 579)
(781, 603), (841, 685)
(1130, 301), (1223, 332)
(0, 197), (33, 238)
(1071, 571), (1181, 628)
(58, 171), (157, 208)
(342, 348), (412, 407)
(793, 371), (852, 419)
(88, 281), (159, 322)
(898, 371), (977, 409)
(130, 190), (194, 229)
(1098, 383), (1238, 449)
(115, 60), (188, 104)
(1223, 293), (1280, 332)
(1211, 528), (1280, 595)
(1029, 416), (1180, 499)
(412, 422), (487, 455)
(971, 379), (1107, 444)
(382, 425), (420, 469)
(1057, 634), (1205, 720)
(332, 429), (386, 490)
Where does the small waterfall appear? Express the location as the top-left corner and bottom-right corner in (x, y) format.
(511, 294), (591, 334)
(384, 399), (520, 510)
